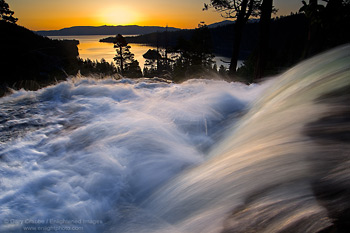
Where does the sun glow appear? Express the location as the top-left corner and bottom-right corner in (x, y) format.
(98, 6), (141, 25)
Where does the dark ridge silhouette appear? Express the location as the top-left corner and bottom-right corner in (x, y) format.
(0, 21), (79, 95)
(101, 14), (307, 61)
(207, 20), (234, 28)
(36, 25), (180, 36)
(100, 29), (194, 50)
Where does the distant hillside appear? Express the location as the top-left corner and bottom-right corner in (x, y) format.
(101, 15), (307, 61)
(36, 25), (180, 36)
(0, 21), (79, 95)
(206, 19), (259, 28)
(207, 20), (234, 28)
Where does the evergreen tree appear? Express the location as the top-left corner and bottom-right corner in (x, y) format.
(190, 23), (215, 68)
(299, 0), (324, 57)
(323, 0), (350, 48)
(0, 0), (17, 23)
(212, 63), (218, 72)
(125, 60), (142, 78)
(299, 0), (350, 56)
(113, 34), (140, 76)
(175, 24), (214, 73)
(143, 49), (162, 76)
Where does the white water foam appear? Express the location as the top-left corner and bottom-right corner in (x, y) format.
(0, 78), (263, 233)
(1, 45), (348, 233)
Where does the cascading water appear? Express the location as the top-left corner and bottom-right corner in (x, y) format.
(139, 45), (350, 233)
(0, 45), (349, 233)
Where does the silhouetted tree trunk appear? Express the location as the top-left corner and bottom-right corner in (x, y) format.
(229, 14), (245, 76)
(165, 25), (169, 68)
(204, 1), (261, 78)
(119, 45), (124, 74)
(113, 34), (131, 75)
(254, 0), (273, 80)
(229, 0), (251, 76)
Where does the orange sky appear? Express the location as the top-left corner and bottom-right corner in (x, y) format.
(6, 0), (302, 31)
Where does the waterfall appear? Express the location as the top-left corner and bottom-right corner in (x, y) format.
(0, 45), (349, 233)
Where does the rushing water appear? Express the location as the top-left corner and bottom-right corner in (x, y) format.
(0, 45), (349, 233)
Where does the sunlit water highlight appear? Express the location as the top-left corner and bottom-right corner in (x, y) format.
(48, 35), (237, 70)
(0, 45), (349, 233)
(49, 35), (158, 69)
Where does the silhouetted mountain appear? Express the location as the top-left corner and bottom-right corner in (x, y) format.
(207, 20), (234, 28)
(206, 19), (259, 29)
(36, 25), (180, 36)
(101, 14), (307, 61)
(0, 21), (79, 95)
(100, 30), (194, 51)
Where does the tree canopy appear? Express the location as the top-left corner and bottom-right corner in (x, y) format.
(0, 0), (17, 23)
(204, 0), (261, 20)
(113, 34), (142, 78)
(113, 34), (133, 74)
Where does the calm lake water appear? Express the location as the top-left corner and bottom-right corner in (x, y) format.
(49, 35), (234, 70)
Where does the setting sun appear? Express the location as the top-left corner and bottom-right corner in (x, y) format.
(6, 0), (305, 30)
(98, 6), (141, 26)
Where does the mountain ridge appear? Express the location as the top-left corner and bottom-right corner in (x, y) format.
(36, 25), (180, 36)
(207, 20), (234, 28)
(35, 21), (240, 36)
